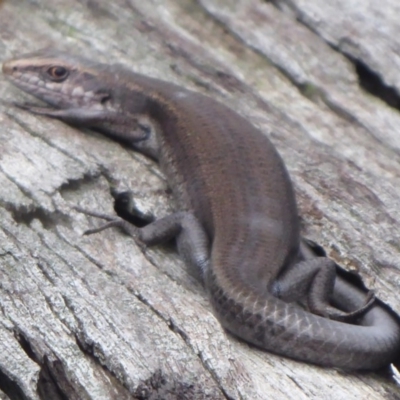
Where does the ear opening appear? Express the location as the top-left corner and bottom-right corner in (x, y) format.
(100, 94), (112, 105)
(94, 90), (112, 105)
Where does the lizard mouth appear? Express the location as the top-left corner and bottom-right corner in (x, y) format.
(12, 100), (115, 125)
(15, 102), (58, 113)
(13, 102), (66, 118)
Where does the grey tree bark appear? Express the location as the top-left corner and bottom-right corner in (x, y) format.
(1, 0), (400, 399)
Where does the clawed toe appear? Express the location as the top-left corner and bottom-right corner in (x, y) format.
(73, 206), (116, 222)
(74, 206), (140, 239)
(83, 219), (126, 235)
(323, 291), (376, 323)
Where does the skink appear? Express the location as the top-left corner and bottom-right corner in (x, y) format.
(3, 49), (400, 369)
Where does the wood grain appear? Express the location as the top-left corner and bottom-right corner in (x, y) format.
(1, 0), (400, 398)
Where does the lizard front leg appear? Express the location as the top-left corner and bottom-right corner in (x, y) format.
(74, 206), (210, 278)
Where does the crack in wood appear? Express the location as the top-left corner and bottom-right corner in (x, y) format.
(37, 356), (76, 400)
(132, 369), (219, 400)
(272, 0), (400, 113)
(354, 60), (400, 111)
(0, 369), (27, 400)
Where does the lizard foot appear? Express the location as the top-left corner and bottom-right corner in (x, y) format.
(321, 290), (375, 322)
(73, 206), (144, 249)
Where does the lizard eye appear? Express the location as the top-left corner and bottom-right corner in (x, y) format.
(47, 66), (69, 81)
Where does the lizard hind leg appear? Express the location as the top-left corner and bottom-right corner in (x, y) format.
(271, 257), (375, 322)
(305, 258), (375, 321)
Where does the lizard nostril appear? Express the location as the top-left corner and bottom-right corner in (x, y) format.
(1, 62), (16, 75)
(100, 94), (111, 105)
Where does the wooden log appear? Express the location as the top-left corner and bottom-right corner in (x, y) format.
(1, 0), (400, 398)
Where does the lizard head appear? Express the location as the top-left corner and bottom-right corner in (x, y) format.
(2, 48), (115, 120)
(2, 49), (160, 158)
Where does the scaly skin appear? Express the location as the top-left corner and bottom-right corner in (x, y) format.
(3, 50), (400, 369)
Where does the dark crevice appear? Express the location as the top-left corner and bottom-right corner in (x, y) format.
(37, 356), (72, 400)
(11, 331), (74, 399)
(167, 318), (190, 344)
(0, 369), (27, 400)
(266, 0), (400, 113)
(13, 330), (40, 364)
(5, 203), (70, 230)
(354, 59), (400, 110)
(2, 174), (101, 230)
(58, 172), (101, 194)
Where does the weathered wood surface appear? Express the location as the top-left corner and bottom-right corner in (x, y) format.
(1, 0), (400, 399)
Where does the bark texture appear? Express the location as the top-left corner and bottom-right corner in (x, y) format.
(1, 0), (400, 399)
